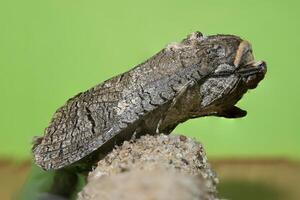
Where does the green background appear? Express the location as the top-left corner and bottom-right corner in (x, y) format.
(1, 0), (299, 160)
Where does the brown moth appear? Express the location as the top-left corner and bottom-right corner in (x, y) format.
(33, 31), (267, 171)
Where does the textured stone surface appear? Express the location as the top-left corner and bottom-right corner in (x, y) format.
(78, 169), (215, 200)
(78, 134), (219, 200)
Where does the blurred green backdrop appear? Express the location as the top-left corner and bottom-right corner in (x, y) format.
(0, 0), (299, 160)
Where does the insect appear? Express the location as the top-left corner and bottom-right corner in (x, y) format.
(33, 31), (267, 171)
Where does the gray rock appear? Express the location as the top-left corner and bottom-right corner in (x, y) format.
(78, 134), (219, 200)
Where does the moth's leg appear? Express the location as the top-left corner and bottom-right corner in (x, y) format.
(156, 80), (196, 134)
(160, 124), (177, 135)
(131, 128), (142, 141)
(155, 118), (163, 134)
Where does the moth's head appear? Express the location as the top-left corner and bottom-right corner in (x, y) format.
(187, 32), (267, 118)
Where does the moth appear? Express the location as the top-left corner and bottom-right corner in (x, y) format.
(33, 31), (267, 171)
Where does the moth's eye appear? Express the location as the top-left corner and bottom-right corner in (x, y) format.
(240, 48), (254, 66)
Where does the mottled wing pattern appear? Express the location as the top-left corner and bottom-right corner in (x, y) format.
(33, 44), (210, 170)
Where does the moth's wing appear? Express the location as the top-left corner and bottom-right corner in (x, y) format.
(32, 65), (182, 171)
(33, 47), (210, 170)
(32, 75), (128, 170)
(33, 70), (190, 170)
